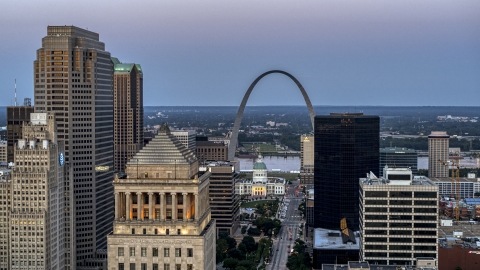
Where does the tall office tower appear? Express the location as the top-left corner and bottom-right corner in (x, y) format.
(0, 172), (10, 270)
(300, 134), (314, 186)
(33, 26), (114, 268)
(379, 147), (418, 176)
(107, 123), (216, 270)
(360, 167), (438, 265)
(202, 161), (240, 236)
(314, 113), (379, 231)
(7, 113), (65, 269)
(171, 130), (196, 153)
(112, 57), (144, 172)
(6, 106), (34, 162)
(428, 131), (449, 178)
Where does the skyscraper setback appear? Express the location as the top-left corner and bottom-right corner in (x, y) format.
(33, 26), (114, 267)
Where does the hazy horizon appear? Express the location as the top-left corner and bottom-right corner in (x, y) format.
(1, 0), (479, 107)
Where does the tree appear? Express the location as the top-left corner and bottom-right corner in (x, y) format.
(228, 248), (244, 260)
(241, 226), (247, 234)
(241, 236), (257, 253)
(237, 260), (255, 270)
(238, 243), (247, 254)
(223, 258), (239, 270)
(219, 232), (238, 250)
(235, 266), (248, 270)
(247, 227), (261, 236)
(216, 238), (229, 262)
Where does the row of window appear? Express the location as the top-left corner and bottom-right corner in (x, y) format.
(118, 247), (193, 258)
(118, 263), (192, 270)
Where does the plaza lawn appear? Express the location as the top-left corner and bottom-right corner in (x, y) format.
(240, 200), (277, 209)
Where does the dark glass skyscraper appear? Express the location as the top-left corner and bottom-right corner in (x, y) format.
(314, 113), (379, 230)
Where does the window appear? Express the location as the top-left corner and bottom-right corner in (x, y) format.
(187, 264), (193, 270)
(118, 263), (124, 270)
(164, 264), (170, 270)
(129, 247), (135, 256)
(141, 263), (147, 270)
(187, 248), (193, 257)
(155, 228), (158, 234)
(132, 228), (135, 234)
(118, 247), (124, 256)
(175, 248), (181, 257)
(153, 264), (159, 270)
(130, 263), (135, 270)
(141, 247), (147, 257)
(143, 228), (146, 234)
(164, 248), (170, 257)
(166, 229), (169, 235)
(177, 229), (181, 235)
(153, 247), (158, 257)
(176, 264), (181, 270)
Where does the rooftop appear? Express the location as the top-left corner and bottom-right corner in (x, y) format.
(313, 228), (360, 250)
(127, 123), (196, 165)
(380, 147), (417, 153)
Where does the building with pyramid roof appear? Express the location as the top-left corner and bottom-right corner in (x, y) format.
(107, 123), (216, 270)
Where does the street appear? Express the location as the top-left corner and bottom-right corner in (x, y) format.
(268, 182), (304, 270)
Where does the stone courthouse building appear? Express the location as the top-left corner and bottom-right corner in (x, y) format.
(107, 123), (216, 270)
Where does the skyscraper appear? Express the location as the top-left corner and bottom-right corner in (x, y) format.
(112, 57), (144, 172)
(300, 134), (314, 186)
(33, 26), (114, 267)
(0, 112), (65, 269)
(428, 131), (449, 178)
(314, 113), (379, 231)
(107, 123), (216, 270)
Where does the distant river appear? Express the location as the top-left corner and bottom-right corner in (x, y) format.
(418, 156), (480, 170)
(237, 156), (478, 172)
(237, 156), (300, 172)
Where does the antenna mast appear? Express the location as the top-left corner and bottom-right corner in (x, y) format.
(15, 79), (17, 106)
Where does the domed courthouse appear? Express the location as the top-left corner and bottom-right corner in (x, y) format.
(235, 155), (286, 197)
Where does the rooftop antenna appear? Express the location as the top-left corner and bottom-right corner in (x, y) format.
(14, 79), (17, 106)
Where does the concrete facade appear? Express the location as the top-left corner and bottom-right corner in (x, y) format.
(359, 168), (438, 265)
(0, 113), (65, 270)
(107, 123), (216, 270)
(0, 141), (6, 163)
(171, 130), (196, 153)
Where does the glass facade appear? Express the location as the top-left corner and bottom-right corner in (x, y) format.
(314, 113), (379, 230)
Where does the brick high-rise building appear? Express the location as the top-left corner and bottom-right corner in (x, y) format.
(112, 57), (143, 173)
(428, 131), (449, 178)
(33, 26), (114, 268)
(300, 134), (314, 186)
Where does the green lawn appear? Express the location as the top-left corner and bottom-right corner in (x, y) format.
(241, 200), (277, 209)
(242, 143), (278, 152)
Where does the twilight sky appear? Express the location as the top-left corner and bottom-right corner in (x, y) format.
(0, 0), (479, 106)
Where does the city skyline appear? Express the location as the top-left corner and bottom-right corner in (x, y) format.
(1, 0), (479, 107)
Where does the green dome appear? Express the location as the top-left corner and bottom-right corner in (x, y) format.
(253, 162), (267, 170)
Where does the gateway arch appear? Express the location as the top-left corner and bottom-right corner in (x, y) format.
(228, 70), (315, 161)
